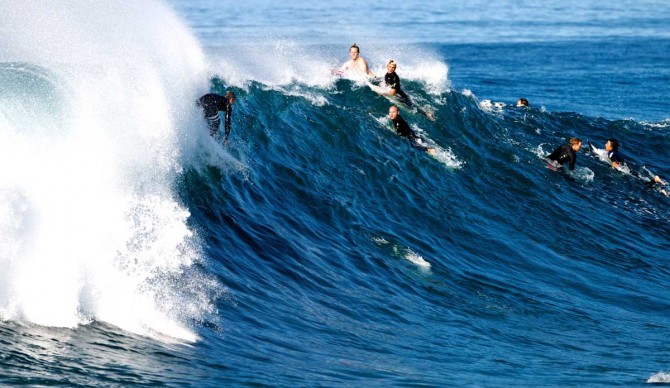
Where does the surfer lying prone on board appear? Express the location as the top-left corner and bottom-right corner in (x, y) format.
(389, 105), (435, 155)
(547, 137), (583, 171)
(378, 60), (435, 121)
(587, 138), (668, 195)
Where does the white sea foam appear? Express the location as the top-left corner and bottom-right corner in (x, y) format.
(207, 40), (451, 99)
(404, 251), (432, 271)
(0, 0), (221, 341)
(372, 236), (390, 245)
(572, 167), (595, 183)
(479, 99), (506, 114)
(640, 119), (670, 130)
(462, 89), (474, 98)
(647, 371), (670, 383)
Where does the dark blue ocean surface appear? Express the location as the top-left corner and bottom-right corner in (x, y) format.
(1, 1), (669, 386)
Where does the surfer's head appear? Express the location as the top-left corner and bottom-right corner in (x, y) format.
(569, 137), (583, 151)
(606, 138), (619, 151)
(387, 60), (397, 72)
(349, 44), (360, 59)
(225, 90), (236, 104)
(388, 105), (400, 120)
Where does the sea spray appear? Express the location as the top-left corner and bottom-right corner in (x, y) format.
(0, 0), (220, 340)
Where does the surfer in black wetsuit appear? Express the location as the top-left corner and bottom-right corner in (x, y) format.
(384, 60), (413, 107)
(516, 98), (529, 107)
(547, 137), (583, 171)
(388, 105), (435, 154)
(197, 91), (235, 140)
(382, 60), (435, 120)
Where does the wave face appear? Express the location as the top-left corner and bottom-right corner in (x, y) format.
(176, 56), (670, 385)
(2, 1), (670, 386)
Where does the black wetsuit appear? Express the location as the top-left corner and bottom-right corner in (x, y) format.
(384, 72), (413, 107)
(391, 114), (417, 140)
(391, 114), (433, 152)
(547, 143), (578, 170)
(198, 93), (232, 138)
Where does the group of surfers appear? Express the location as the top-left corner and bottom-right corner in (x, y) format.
(198, 43), (434, 151)
(197, 44), (666, 194)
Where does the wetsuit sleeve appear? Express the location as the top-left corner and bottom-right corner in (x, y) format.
(547, 146), (561, 162)
(568, 151), (576, 171)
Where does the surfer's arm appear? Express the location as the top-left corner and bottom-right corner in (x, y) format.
(568, 154), (576, 171)
(361, 58), (375, 78)
(334, 61), (350, 75)
(587, 140), (595, 153)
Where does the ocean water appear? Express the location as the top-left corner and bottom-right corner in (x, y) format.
(1, 0), (670, 386)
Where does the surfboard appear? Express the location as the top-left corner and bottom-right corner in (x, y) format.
(546, 160), (559, 171)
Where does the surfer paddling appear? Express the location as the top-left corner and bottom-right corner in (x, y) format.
(381, 59), (435, 120)
(587, 138), (625, 169)
(383, 60), (411, 103)
(389, 105), (435, 155)
(587, 138), (668, 194)
(547, 137), (583, 171)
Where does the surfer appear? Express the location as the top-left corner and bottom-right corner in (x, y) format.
(587, 138), (624, 169)
(547, 137), (583, 171)
(587, 139), (667, 193)
(381, 60), (434, 120)
(334, 43), (375, 78)
(517, 98), (529, 107)
(383, 60), (412, 106)
(388, 105), (435, 154)
(198, 91), (235, 141)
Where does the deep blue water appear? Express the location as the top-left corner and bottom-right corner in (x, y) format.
(1, 1), (670, 386)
